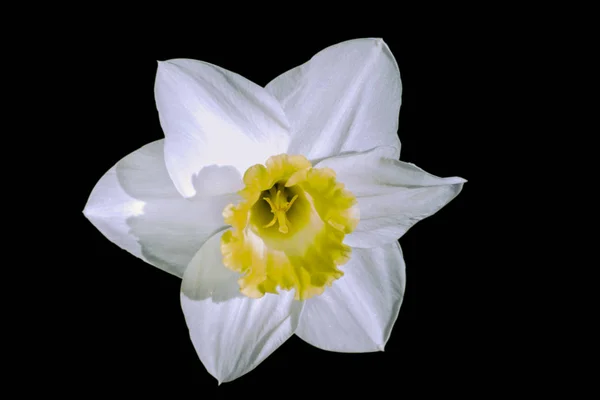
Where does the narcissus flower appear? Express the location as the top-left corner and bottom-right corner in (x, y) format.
(84, 38), (465, 384)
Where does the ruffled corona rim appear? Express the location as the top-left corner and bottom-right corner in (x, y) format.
(221, 154), (359, 300)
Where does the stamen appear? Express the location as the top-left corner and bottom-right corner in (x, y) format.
(263, 197), (276, 210)
(275, 190), (281, 208)
(263, 215), (277, 228)
(284, 194), (299, 211)
(262, 188), (297, 233)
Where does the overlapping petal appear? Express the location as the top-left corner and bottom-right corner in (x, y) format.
(84, 38), (464, 384)
(83, 140), (239, 277)
(295, 241), (406, 352)
(181, 231), (302, 383)
(317, 147), (466, 248)
(265, 38), (402, 161)
(155, 59), (291, 198)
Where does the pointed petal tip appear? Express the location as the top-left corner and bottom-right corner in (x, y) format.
(81, 202), (94, 219)
(156, 59), (170, 68)
(369, 37), (389, 50)
(348, 37), (387, 49)
(446, 176), (468, 185)
(155, 59), (181, 75)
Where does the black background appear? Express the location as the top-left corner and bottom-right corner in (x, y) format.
(66, 22), (481, 396)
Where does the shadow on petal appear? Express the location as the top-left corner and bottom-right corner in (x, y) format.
(181, 229), (245, 303)
(111, 140), (242, 278)
(190, 165), (244, 198)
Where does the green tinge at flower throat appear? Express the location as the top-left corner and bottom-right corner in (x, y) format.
(221, 154), (359, 300)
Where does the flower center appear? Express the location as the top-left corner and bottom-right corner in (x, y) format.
(262, 186), (298, 234)
(221, 154), (359, 300)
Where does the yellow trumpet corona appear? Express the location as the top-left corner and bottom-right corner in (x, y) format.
(221, 154), (359, 300)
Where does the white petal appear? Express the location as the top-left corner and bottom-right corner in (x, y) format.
(265, 38), (402, 161)
(181, 230), (302, 383)
(317, 147), (466, 248)
(155, 59), (290, 198)
(296, 242), (406, 352)
(83, 140), (241, 278)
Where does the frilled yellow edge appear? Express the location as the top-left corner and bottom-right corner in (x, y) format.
(221, 154), (359, 300)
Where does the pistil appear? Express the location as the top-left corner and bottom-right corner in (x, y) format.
(263, 187), (299, 233)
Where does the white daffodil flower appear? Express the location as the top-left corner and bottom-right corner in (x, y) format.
(83, 38), (465, 384)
